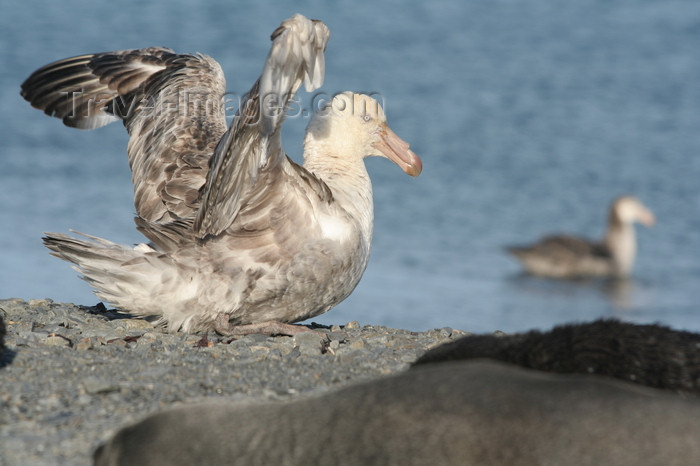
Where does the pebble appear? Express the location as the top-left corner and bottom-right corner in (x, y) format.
(348, 339), (365, 350)
(0, 298), (467, 465)
(82, 377), (121, 395)
(45, 335), (71, 347)
(293, 332), (325, 355)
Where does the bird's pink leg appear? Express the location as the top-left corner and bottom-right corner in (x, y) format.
(214, 313), (324, 337)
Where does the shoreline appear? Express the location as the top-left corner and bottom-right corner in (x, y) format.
(0, 298), (467, 465)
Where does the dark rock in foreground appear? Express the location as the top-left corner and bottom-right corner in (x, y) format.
(95, 360), (700, 466)
(0, 312), (5, 352)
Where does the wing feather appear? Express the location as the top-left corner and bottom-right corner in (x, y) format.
(21, 47), (228, 224)
(194, 14), (330, 238)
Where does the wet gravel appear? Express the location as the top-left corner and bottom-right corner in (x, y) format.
(0, 298), (469, 466)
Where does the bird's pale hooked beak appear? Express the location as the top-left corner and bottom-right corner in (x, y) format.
(373, 123), (422, 177)
(639, 209), (656, 227)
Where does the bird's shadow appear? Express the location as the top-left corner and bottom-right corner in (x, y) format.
(83, 302), (130, 320)
(0, 348), (17, 368)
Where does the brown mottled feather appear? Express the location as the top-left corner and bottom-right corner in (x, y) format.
(21, 47), (227, 225)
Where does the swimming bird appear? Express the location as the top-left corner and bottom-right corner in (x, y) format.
(20, 14), (421, 335)
(507, 196), (654, 279)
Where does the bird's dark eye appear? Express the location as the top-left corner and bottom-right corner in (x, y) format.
(362, 113), (371, 122)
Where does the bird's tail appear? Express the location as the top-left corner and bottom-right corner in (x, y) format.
(43, 232), (167, 320)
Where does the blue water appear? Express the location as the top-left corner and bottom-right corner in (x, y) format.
(1, 0), (699, 333)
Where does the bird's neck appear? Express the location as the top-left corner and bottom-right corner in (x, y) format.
(302, 134), (375, 243)
(605, 215), (636, 275)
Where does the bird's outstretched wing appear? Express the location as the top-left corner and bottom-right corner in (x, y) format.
(194, 14), (330, 238)
(21, 47), (228, 224)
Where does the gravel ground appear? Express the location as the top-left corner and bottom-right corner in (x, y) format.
(0, 298), (469, 466)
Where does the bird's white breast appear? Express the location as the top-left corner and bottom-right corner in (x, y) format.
(318, 213), (353, 242)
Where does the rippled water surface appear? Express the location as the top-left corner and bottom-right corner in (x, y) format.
(1, 0), (699, 332)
